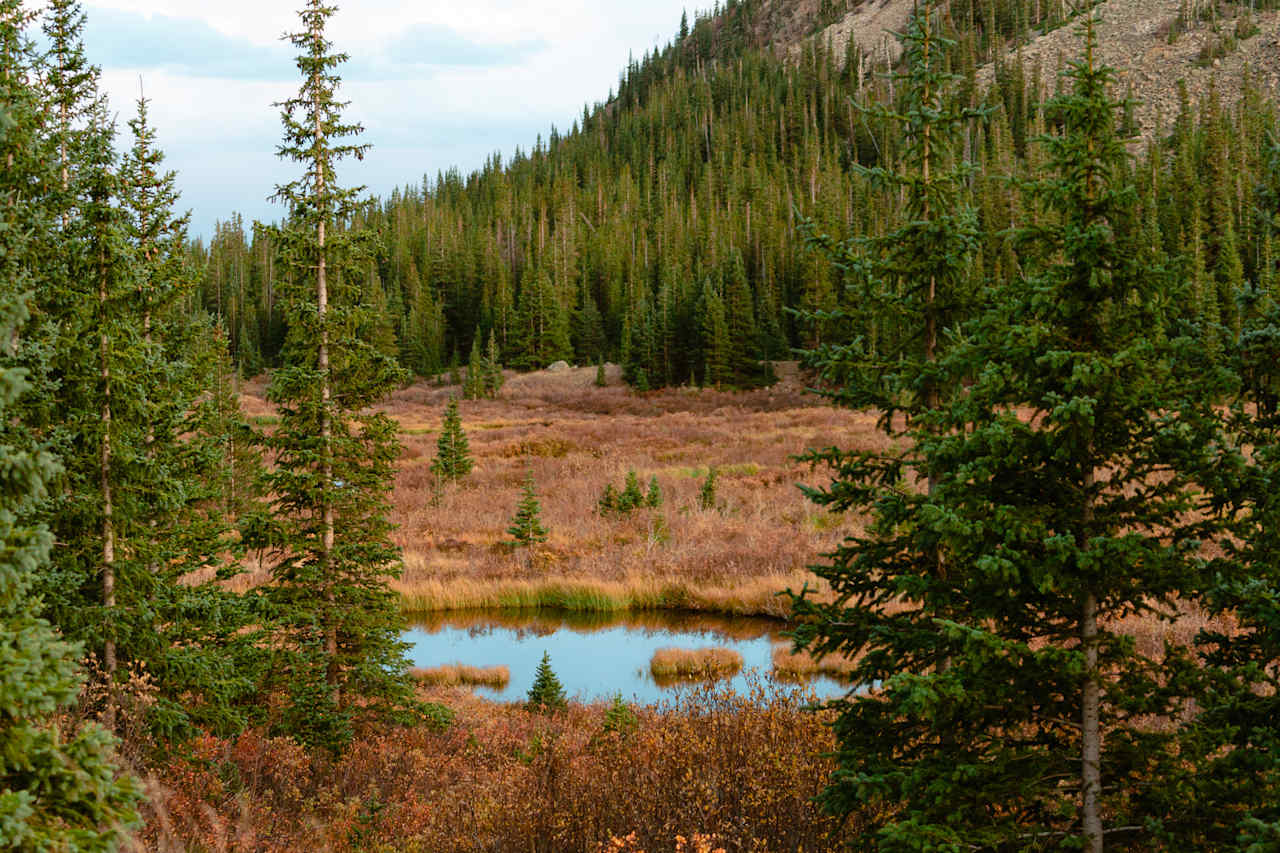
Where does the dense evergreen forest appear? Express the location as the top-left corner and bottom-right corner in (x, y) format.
(195, 0), (1279, 391)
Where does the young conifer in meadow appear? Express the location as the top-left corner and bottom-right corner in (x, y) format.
(526, 651), (567, 713)
(463, 332), (485, 400)
(508, 467), (549, 548)
(431, 397), (473, 484)
(252, 0), (416, 753)
(484, 329), (504, 397)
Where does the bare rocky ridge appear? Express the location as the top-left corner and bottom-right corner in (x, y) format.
(764, 0), (1280, 140)
(971, 0), (1280, 140)
(791, 0), (915, 66)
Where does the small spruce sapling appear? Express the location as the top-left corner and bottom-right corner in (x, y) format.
(619, 470), (644, 512)
(463, 333), (484, 400)
(602, 694), (639, 736)
(507, 467), (549, 548)
(597, 483), (618, 515)
(431, 397), (472, 484)
(526, 651), (567, 712)
(595, 356), (607, 387)
(645, 476), (663, 508)
(698, 467), (719, 511)
(484, 329), (504, 397)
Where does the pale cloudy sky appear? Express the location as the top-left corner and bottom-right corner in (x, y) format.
(64, 1), (692, 238)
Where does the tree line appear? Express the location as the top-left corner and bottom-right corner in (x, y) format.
(1, 0), (427, 845)
(191, 0), (1280, 400)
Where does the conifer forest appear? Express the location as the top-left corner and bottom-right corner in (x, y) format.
(3, 0), (1280, 849)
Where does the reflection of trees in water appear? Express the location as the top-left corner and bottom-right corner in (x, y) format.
(408, 607), (787, 642)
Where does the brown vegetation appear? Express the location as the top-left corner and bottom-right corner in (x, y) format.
(772, 642), (859, 681)
(240, 365), (869, 619)
(127, 680), (844, 852)
(649, 647), (744, 683)
(409, 663), (510, 689)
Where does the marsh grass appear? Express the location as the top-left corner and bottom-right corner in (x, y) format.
(325, 365), (874, 619)
(771, 642), (860, 682)
(650, 647), (744, 683)
(410, 663), (510, 688)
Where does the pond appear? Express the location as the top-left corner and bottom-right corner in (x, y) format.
(403, 608), (854, 704)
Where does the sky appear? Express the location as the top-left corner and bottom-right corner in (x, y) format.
(63, 0), (694, 239)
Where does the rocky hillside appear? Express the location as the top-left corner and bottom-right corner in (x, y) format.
(772, 0), (1280, 138)
(971, 0), (1280, 139)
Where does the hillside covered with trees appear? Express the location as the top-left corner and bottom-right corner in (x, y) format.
(194, 0), (1280, 393)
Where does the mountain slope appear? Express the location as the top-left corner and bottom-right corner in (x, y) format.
(971, 0), (1280, 140)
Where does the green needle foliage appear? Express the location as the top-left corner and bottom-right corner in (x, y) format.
(252, 0), (415, 754)
(484, 329), (504, 397)
(463, 332), (485, 400)
(1185, 116), (1280, 846)
(794, 16), (1243, 850)
(526, 652), (567, 713)
(116, 96), (262, 742)
(698, 467), (718, 512)
(431, 397), (473, 484)
(508, 468), (549, 548)
(0, 11), (141, 838)
(645, 476), (662, 509)
(801, 0), (982, 432)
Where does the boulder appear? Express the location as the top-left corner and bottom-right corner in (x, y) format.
(547, 360), (571, 373)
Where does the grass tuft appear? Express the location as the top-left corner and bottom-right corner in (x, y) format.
(771, 643), (859, 681)
(650, 647), (744, 684)
(410, 663), (510, 688)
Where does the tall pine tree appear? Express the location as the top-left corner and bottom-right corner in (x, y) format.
(793, 17), (1236, 850)
(0, 7), (140, 842)
(253, 0), (415, 753)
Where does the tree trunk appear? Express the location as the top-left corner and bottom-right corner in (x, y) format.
(1081, 467), (1103, 853)
(100, 245), (117, 730)
(313, 31), (339, 709)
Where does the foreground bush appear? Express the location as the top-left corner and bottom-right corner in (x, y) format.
(129, 679), (843, 851)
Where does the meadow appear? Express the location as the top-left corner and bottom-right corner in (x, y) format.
(242, 362), (871, 619)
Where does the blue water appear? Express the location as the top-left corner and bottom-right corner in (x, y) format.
(403, 609), (852, 705)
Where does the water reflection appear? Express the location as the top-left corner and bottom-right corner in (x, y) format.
(403, 608), (852, 705)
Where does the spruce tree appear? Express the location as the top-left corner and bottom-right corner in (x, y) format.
(431, 397), (473, 484)
(483, 328), (504, 397)
(619, 469), (644, 512)
(462, 331), (484, 400)
(254, 0), (415, 753)
(0, 13), (141, 841)
(793, 17), (1235, 850)
(525, 651), (567, 713)
(507, 467), (549, 548)
(645, 476), (662, 508)
(698, 467), (718, 512)
(1184, 116), (1280, 847)
(117, 95), (261, 741)
(801, 0), (981, 474)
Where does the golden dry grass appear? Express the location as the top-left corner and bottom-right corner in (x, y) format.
(771, 642), (860, 681)
(409, 663), (510, 688)
(650, 647), (744, 683)
(237, 363), (872, 618)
